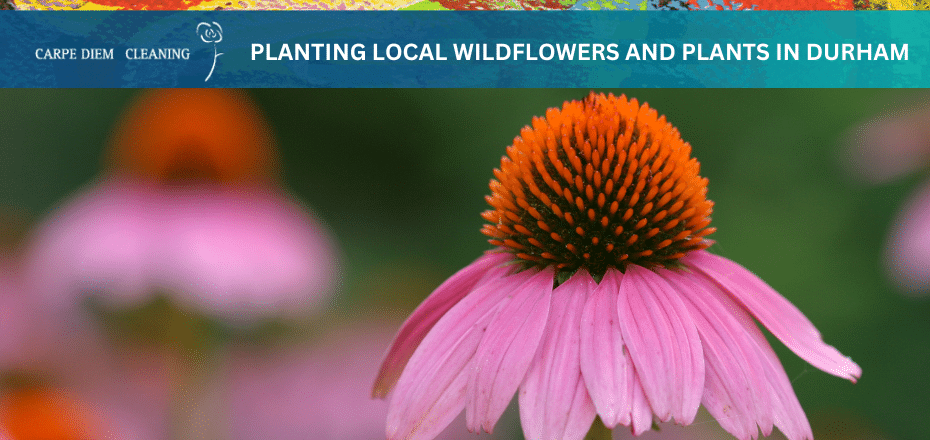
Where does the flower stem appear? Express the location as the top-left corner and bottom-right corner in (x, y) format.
(584, 417), (613, 440)
(167, 305), (227, 439)
(205, 45), (223, 82)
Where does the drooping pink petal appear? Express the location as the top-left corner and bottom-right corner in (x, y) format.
(387, 269), (534, 440)
(737, 298), (812, 438)
(662, 269), (772, 440)
(751, 341), (814, 440)
(578, 268), (634, 428)
(702, 364), (757, 440)
(519, 271), (597, 440)
(684, 250), (862, 383)
(617, 265), (704, 425)
(730, 298), (814, 440)
(467, 267), (554, 433)
(374, 251), (514, 398)
(687, 270), (814, 440)
(562, 374), (599, 440)
(885, 179), (930, 295)
(629, 370), (653, 436)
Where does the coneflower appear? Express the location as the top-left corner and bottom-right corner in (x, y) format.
(374, 92), (860, 440)
(24, 89), (339, 324)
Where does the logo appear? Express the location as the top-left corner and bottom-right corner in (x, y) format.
(197, 22), (224, 82)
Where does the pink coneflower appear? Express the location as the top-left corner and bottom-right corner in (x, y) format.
(24, 89), (339, 324)
(374, 93), (860, 440)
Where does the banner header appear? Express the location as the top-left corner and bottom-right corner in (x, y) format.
(2, 12), (925, 87)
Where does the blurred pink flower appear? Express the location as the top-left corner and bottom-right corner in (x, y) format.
(846, 104), (930, 296)
(226, 323), (503, 440)
(1, 254), (170, 440)
(27, 341), (171, 440)
(0, 373), (167, 440)
(23, 89), (340, 324)
(1, 252), (75, 374)
(25, 178), (338, 322)
(845, 106), (930, 184)
(376, 94), (860, 440)
(884, 180), (930, 295)
(0, 257), (28, 367)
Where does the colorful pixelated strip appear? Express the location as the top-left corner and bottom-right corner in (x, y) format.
(9, 0), (921, 12)
(10, 0), (584, 10)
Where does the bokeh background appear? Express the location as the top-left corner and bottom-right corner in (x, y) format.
(0, 89), (928, 439)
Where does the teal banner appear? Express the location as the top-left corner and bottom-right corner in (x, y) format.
(0, 12), (925, 87)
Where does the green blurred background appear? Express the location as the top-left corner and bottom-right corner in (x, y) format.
(1, 89), (927, 439)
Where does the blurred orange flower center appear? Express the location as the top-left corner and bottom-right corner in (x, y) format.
(481, 92), (715, 278)
(0, 386), (104, 440)
(107, 89), (277, 183)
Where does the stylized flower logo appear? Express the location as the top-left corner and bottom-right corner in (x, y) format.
(197, 22), (224, 82)
(197, 22), (223, 44)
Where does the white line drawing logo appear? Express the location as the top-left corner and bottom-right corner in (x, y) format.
(197, 22), (224, 82)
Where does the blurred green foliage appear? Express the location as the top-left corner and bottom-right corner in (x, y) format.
(1, 89), (928, 439)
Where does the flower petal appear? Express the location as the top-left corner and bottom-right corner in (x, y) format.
(686, 270), (814, 440)
(629, 370), (653, 436)
(374, 251), (513, 398)
(751, 339), (814, 440)
(684, 250), (862, 382)
(24, 179), (156, 309)
(156, 185), (339, 323)
(519, 271), (597, 440)
(467, 268), (554, 433)
(885, 179), (930, 295)
(578, 268), (634, 428)
(617, 265), (704, 425)
(663, 269), (772, 440)
(387, 269), (534, 440)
